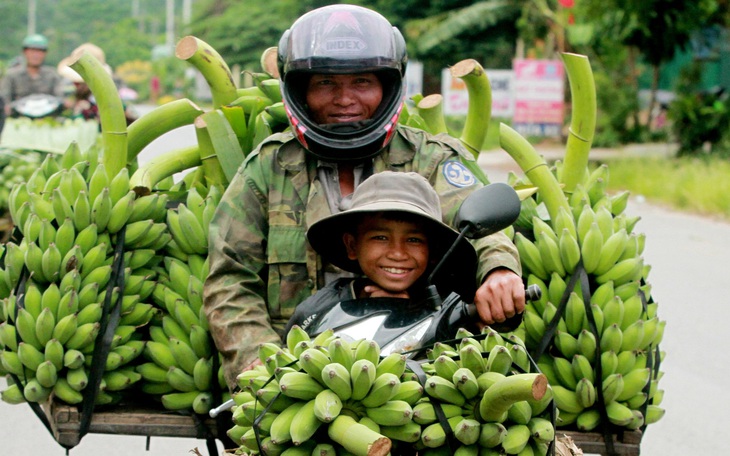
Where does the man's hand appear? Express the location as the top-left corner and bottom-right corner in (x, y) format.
(473, 268), (525, 327)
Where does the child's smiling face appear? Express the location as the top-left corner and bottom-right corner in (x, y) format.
(343, 212), (430, 294)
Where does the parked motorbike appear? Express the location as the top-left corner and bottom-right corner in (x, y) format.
(9, 93), (64, 119)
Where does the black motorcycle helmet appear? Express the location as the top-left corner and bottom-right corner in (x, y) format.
(278, 4), (408, 162)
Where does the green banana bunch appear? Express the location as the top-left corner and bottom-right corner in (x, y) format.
(510, 158), (666, 436)
(0, 147), (177, 407)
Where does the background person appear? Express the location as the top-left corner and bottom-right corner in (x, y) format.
(0, 34), (64, 117)
(203, 4), (525, 389)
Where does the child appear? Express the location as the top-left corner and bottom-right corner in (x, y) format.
(286, 171), (478, 333)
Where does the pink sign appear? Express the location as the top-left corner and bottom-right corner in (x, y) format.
(512, 59), (564, 137)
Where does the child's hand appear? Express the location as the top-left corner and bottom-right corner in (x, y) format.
(362, 284), (410, 299)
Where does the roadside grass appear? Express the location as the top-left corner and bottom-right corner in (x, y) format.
(600, 156), (730, 220)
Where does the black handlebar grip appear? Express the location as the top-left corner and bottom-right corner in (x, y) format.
(525, 284), (542, 302)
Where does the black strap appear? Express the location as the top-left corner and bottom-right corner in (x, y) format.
(78, 225), (128, 439)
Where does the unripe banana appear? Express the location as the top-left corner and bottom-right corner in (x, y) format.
(290, 398), (322, 446)
(350, 358), (377, 401)
(537, 231), (566, 277)
(452, 367), (479, 400)
(412, 401), (462, 425)
(620, 319), (645, 352)
(605, 400), (634, 426)
(54, 377), (84, 404)
(554, 330), (578, 360)
(354, 339), (381, 367)
(616, 367), (651, 402)
(514, 232), (548, 280)
(313, 388), (342, 423)
(279, 371), (324, 401)
(424, 375), (465, 406)
(15, 307), (42, 349)
(167, 366), (197, 392)
(575, 377), (596, 408)
(580, 222), (603, 274)
(459, 343), (486, 377)
(376, 352), (407, 379)
(551, 384), (584, 415)
(106, 191), (136, 233)
(177, 203), (208, 254)
(593, 228), (629, 276)
(41, 242), (62, 283)
(24, 378), (52, 403)
(321, 362), (353, 401)
(365, 399), (413, 427)
(486, 345), (513, 376)
(33, 306), (56, 347)
(169, 337), (199, 376)
(552, 355), (578, 390)
(144, 340), (177, 370)
(269, 400), (305, 445)
(502, 423), (531, 454)
(35, 360), (59, 388)
(595, 257), (644, 286)
(558, 227), (581, 274)
(479, 421), (508, 448)
(433, 354), (460, 380)
(571, 353), (595, 383)
(564, 291), (586, 337)
(161, 390), (199, 411)
(420, 416), (463, 448)
(361, 372), (400, 408)
(600, 323), (624, 354)
(601, 373), (625, 404)
(1, 382), (27, 405)
(1, 351), (25, 376)
(91, 187), (112, 232)
(507, 400), (533, 426)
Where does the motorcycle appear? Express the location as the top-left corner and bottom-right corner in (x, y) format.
(210, 182), (541, 418)
(9, 93), (64, 119)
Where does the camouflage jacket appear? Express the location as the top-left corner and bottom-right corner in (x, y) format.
(204, 124), (521, 388)
(0, 65), (64, 104)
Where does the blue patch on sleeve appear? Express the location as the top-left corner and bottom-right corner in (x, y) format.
(443, 160), (476, 187)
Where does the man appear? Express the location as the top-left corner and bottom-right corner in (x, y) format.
(0, 34), (65, 117)
(204, 4), (525, 389)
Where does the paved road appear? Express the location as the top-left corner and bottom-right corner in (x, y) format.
(0, 122), (725, 454)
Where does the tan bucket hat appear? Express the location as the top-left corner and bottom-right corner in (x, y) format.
(307, 171), (478, 299)
(57, 43), (112, 83)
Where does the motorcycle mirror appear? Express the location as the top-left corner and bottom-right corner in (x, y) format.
(453, 182), (521, 240)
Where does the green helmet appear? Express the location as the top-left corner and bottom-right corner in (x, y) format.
(22, 34), (48, 50)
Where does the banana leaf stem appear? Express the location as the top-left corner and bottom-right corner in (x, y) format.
(451, 59), (492, 158)
(175, 36), (238, 108)
(126, 99), (203, 163)
(500, 123), (570, 223)
(194, 114), (228, 186)
(129, 146), (201, 194)
(70, 53), (127, 179)
(416, 94), (449, 135)
(561, 53), (596, 192)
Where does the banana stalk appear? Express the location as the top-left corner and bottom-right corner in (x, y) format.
(560, 53), (596, 192)
(500, 123), (570, 223)
(194, 113), (231, 186)
(129, 146), (201, 194)
(451, 59), (492, 158)
(416, 94), (449, 135)
(175, 36), (238, 108)
(126, 99), (204, 164)
(70, 52), (127, 179)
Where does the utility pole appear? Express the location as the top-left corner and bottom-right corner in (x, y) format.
(166, 0), (175, 52)
(182, 0), (193, 26)
(28, 0), (37, 35)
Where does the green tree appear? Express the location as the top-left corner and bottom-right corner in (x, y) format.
(188, 0), (333, 73)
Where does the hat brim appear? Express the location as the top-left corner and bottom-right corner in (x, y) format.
(307, 205), (479, 300)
